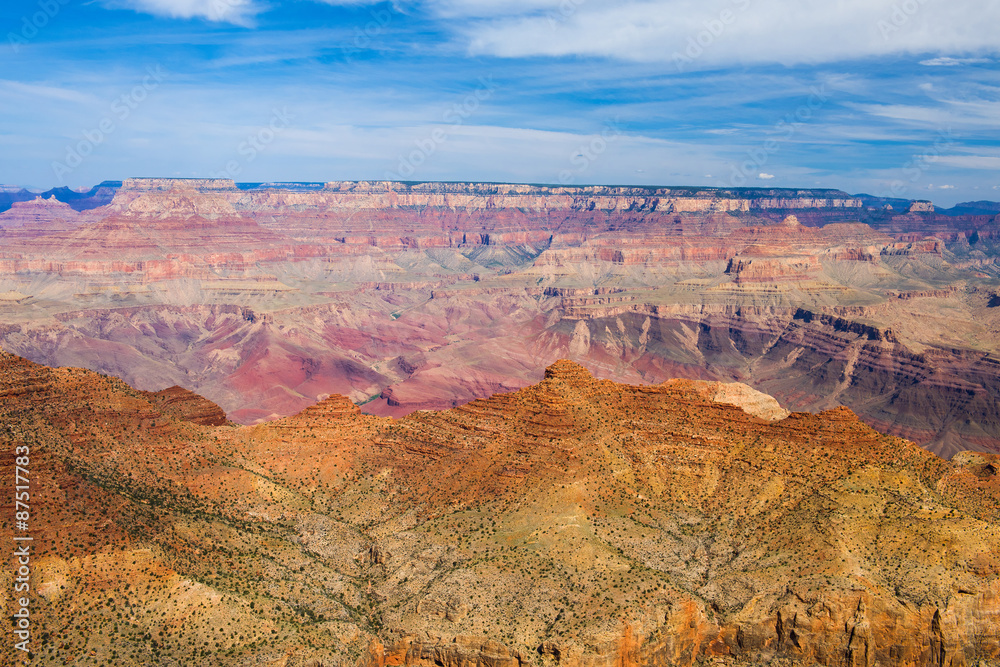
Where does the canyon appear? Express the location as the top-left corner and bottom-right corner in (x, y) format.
(1, 351), (998, 666)
(1, 178), (999, 458)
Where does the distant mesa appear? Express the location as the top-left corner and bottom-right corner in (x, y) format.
(111, 177), (868, 214)
(120, 177), (238, 192)
(108, 178), (242, 219)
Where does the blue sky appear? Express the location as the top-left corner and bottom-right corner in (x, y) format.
(1, 0), (998, 205)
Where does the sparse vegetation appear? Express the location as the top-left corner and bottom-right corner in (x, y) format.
(1, 352), (998, 666)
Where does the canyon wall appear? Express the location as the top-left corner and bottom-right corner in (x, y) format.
(0, 178), (998, 457)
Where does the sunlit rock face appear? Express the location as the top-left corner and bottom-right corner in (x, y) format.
(2, 351), (999, 665)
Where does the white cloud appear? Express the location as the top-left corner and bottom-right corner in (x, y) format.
(94, 0), (1000, 66)
(100, 0), (262, 26)
(758, 172), (775, 180)
(937, 156), (1000, 169)
(853, 98), (1000, 129)
(919, 57), (992, 66)
(102, 0), (400, 25)
(0, 80), (96, 105)
(311, 0), (396, 5)
(455, 0), (1000, 67)
(429, 0), (562, 19)
(938, 184), (955, 189)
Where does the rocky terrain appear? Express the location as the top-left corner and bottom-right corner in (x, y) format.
(0, 178), (998, 457)
(1, 351), (998, 666)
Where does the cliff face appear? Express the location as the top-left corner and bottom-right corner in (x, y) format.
(97, 178), (869, 215)
(0, 178), (998, 456)
(545, 307), (1000, 459)
(237, 189), (863, 215)
(2, 352), (998, 666)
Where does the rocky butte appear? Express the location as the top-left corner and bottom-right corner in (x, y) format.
(0, 178), (998, 458)
(1, 351), (998, 666)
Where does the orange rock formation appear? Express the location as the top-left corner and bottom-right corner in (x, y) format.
(1, 352), (998, 666)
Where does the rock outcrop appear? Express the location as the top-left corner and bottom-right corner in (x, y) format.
(677, 378), (791, 421)
(141, 385), (229, 426)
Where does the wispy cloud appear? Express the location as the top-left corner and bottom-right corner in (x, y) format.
(937, 155), (1000, 169)
(99, 0), (263, 26)
(90, 0), (1000, 67)
(920, 57), (992, 66)
(1, 0), (998, 207)
(852, 98), (1000, 129)
(0, 80), (97, 105)
(100, 0), (397, 26)
(456, 0), (1000, 67)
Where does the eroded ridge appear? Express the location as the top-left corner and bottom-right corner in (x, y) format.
(1, 352), (998, 666)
